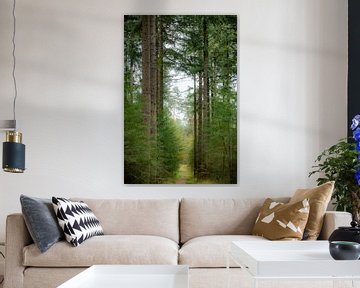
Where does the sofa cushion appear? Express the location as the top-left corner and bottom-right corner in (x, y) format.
(72, 198), (179, 243)
(23, 235), (178, 267)
(179, 235), (267, 268)
(252, 198), (310, 240)
(20, 195), (64, 253)
(180, 198), (289, 243)
(52, 197), (104, 247)
(290, 181), (334, 240)
(24, 268), (86, 288)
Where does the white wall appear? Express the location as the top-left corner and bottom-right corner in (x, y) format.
(0, 0), (347, 242)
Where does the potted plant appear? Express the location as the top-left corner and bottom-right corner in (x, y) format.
(309, 115), (360, 222)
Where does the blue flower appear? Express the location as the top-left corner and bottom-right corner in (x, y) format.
(351, 116), (360, 186)
(352, 115), (360, 130)
(354, 128), (360, 142)
(356, 168), (360, 186)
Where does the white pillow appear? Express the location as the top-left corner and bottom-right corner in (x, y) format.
(52, 197), (103, 247)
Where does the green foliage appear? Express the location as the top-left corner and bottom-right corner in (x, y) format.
(206, 98), (237, 184)
(156, 112), (182, 182)
(124, 102), (150, 184)
(180, 16), (237, 183)
(124, 106), (183, 184)
(309, 139), (360, 212)
(124, 16), (142, 103)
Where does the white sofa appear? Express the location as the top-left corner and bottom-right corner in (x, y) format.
(4, 198), (352, 288)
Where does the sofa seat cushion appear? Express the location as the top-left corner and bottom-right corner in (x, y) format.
(180, 198), (289, 243)
(179, 235), (267, 268)
(72, 198), (180, 243)
(23, 235), (179, 267)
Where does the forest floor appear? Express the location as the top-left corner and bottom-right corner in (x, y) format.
(173, 164), (218, 184)
(175, 164), (192, 184)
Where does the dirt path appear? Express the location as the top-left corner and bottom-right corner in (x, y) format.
(175, 164), (192, 184)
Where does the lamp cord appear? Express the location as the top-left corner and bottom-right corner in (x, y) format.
(12, 0), (18, 130)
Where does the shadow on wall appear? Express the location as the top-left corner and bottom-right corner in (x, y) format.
(127, 0), (171, 12)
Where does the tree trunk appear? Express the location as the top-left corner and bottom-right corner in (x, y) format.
(141, 15), (158, 135)
(142, 15), (158, 182)
(209, 58), (216, 124)
(157, 16), (164, 117)
(129, 58), (134, 103)
(150, 15), (157, 136)
(198, 72), (203, 178)
(203, 17), (209, 174)
(141, 16), (152, 137)
(193, 74), (198, 178)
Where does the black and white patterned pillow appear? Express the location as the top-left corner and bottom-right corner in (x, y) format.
(52, 197), (104, 247)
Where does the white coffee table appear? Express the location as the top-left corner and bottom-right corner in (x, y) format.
(58, 265), (189, 288)
(228, 241), (360, 288)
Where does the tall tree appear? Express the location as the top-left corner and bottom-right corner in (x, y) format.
(141, 15), (158, 181)
(157, 16), (164, 116)
(193, 74), (198, 177)
(198, 71), (203, 177)
(150, 16), (157, 136)
(141, 16), (152, 136)
(202, 17), (209, 174)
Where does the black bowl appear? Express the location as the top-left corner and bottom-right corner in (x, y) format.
(329, 241), (360, 260)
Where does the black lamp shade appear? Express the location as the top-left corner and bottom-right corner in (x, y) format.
(3, 141), (25, 173)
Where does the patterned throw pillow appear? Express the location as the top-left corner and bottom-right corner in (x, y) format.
(52, 197), (104, 247)
(289, 181), (334, 240)
(252, 198), (310, 240)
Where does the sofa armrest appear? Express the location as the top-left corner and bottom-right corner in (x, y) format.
(318, 211), (352, 240)
(4, 213), (33, 288)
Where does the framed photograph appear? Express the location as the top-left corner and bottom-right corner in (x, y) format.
(124, 15), (237, 184)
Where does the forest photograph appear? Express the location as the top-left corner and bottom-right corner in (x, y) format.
(124, 15), (237, 184)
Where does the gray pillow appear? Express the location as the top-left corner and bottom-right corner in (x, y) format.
(20, 195), (64, 253)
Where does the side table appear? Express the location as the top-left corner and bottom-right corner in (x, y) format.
(227, 240), (360, 288)
(58, 265), (189, 288)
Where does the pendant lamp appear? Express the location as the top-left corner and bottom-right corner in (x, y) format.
(1, 0), (26, 173)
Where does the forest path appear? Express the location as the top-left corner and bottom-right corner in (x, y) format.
(175, 164), (192, 184)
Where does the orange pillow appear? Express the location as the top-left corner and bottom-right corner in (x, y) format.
(289, 181), (334, 240)
(252, 198), (310, 240)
